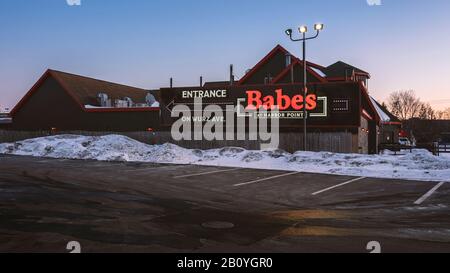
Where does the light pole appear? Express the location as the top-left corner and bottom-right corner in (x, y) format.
(285, 23), (324, 151)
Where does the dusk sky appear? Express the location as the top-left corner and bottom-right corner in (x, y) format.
(1, 0), (450, 110)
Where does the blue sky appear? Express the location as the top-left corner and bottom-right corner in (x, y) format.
(1, 0), (450, 110)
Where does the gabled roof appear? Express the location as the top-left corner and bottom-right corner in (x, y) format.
(237, 44), (288, 85)
(11, 69), (159, 116)
(232, 45), (375, 86)
(370, 96), (401, 124)
(238, 44), (327, 85)
(358, 81), (400, 125)
(272, 58), (327, 84)
(49, 70), (150, 105)
(325, 61), (370, 79)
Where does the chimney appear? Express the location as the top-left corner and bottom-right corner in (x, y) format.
(285, 53), (292, 67)
(200, 76), (203, 87)
(170, 77), (173, 88)
(285, 53), (294, 83)
(229, 64), (235, 85)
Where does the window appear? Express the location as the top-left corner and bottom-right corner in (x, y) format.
(332, 99), (350, 112)
(264, 76), (273, 84)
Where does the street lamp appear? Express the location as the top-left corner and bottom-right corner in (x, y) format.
(285, 23), (324, 151)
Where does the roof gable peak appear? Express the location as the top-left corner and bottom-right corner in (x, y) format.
(238, 44), (292, 85)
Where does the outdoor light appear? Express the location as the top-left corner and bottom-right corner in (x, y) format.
(285, 22), (324, 151)
(285, 29), (293, 37)
(314, 23), (324, 31)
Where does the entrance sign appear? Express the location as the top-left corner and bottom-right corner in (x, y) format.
(181, 89), (227, 99)
(160, 82), (361, 128)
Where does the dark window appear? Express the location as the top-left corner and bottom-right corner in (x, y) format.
(332, 99), (350, 112)
(264, 76), (273, 84)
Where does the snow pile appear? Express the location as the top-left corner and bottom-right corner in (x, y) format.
(1, 135), (450, 182)
(0, 135), (197, 163)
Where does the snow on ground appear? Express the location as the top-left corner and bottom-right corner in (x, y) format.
(1, 134), (450, 182)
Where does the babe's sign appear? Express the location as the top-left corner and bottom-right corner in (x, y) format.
(245, 89), (317, 111)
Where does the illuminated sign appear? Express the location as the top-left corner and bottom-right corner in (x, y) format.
(162, 83), (360, 127)
(245, 89), (317, 111)
(237, 88), (328, 119)
(181, 89), (227, 99)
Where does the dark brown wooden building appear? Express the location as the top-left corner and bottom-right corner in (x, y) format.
(159, 45), (401, 154)
(10, 69), (160, 131)
(6, 45), (400, 154)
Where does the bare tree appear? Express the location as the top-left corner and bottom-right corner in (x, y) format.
(418, 102), (436, 120)
(387, 90), (422, 120)
(436, 107), (450, 120)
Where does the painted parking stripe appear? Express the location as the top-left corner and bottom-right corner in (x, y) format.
(312, 176), (366, 196)
(414, 182), (445, 205)
(233, 172), (300, 187)
(174, 168), (241, 179)
(122, 165), (187, 173)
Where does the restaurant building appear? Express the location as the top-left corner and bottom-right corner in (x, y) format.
(9, 69), (160, 132)
(5, 45), (400, 154)
(160, 45), (401, 154)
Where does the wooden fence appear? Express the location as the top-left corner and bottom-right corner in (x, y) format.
(437, 143), (450, 155)
(0, 130), (354, 153)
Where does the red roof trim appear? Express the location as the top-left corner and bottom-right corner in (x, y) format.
(10, 70), (52, 116)
(238, 44), (289, 85)
(271, 59), (327, 84)
(217, 81), (360, 89)
(238, 44), (327, 86)
(359, 81), (380, 123)
(290, 56), (327, 71)
(10, 69), (161, 116)
(362, 109), (374, 120)
(326, 76), (347, 82)
(84, 107), (160, 113)
(382, 121), (402, 126)
(355, 71), (371, 78)
(271, 61), (296, 84)
(304, 60), (327, 71)
(49, 70), (88, 110)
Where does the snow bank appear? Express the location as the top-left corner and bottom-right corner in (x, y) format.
(1, 134), (450, 182)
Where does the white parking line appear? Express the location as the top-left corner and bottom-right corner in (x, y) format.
(414, 182), (445, 205)
(174, 168), (241, 179)
(312, 176), (366, 196)
(233, 172), (300, 187)
(122, 165), (184, 173)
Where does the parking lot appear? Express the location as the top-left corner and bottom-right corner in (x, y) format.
(0, 155), (449, 253)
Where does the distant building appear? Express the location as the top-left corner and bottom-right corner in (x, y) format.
(9, 70), (160, 131)
(403, 118), (450, 143)
(0, 113), (12, 127)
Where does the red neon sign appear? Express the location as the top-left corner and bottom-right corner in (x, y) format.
(245, 89), (317, 111)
